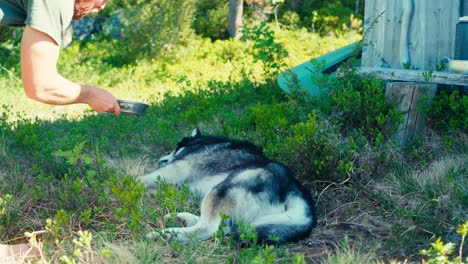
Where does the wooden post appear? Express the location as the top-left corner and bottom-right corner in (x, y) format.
(385, 82), (437, 147)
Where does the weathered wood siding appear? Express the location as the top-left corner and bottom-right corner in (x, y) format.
(362, 0), (462, 70)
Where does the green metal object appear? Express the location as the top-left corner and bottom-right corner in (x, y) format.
(277, 41), (360, 97)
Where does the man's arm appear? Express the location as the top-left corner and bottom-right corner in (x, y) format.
(20, 26), (120, 114)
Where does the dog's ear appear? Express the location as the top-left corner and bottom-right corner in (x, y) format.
(191, 128), (202, 138)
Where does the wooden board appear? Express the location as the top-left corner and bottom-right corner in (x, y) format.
(363, 0), (461, 70)
(357, 67), (468, 86)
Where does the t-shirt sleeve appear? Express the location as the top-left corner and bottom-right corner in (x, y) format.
(25, 0), (74, 45)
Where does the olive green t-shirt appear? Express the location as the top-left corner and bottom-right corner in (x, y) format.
(0, 0), (74, 45)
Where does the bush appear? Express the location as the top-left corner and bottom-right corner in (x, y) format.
(426, 90), (468, 133)
(281, 111), (355, 182)
(329, 66), (402, 144)
(193, 0), (229, 40)
(311, 3), (362, 36)
(239, 102), (354, 183)
(279, 11), (302, 30)
(114, 0), (196, 64)
(241, 22), (288, 79)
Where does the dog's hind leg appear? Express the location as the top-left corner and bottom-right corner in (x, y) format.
(147, 191), (228, 242)
(164, 212), (200, 227)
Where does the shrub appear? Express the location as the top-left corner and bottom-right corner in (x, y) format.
(241, 22), (288, 79)
(279, 11), (302, 30)
(329, 66), (402, 144)
(311, 3), (362, 36)
(193, 0), (229, 40)
(281, 111), (355, 182)
(426, 90), (468, 133)
(240, 102), (354, 183)
(114, 0), (196, 64)
(420, 221), (468, 264)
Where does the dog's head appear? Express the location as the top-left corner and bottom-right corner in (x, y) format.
(158, 128), (202, 167)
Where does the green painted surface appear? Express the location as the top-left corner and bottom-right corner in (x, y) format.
(277, 42), (359, 96)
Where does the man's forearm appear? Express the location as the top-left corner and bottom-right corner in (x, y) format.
(23, 73), (91, 106)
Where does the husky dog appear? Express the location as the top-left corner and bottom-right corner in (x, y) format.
(139, 128), (316, 244)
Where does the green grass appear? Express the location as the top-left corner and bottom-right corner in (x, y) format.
(0, 24), (466, 263)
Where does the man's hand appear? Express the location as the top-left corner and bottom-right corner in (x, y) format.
(81, 86), (121, 114)
(20, 26), (120, 114)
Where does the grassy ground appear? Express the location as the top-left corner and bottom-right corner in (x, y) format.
(0, 25), (466, 263)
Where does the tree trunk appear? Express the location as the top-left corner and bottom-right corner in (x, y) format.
(228, 0), (244, 39)
(355, 0), (360, 14)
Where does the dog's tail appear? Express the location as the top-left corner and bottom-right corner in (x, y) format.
(254, 222), (315, 244)
(231, 218), (315, 245)
(231, 203), (316, 245)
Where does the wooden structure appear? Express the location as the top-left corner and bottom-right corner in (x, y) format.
(385, 83), (437, 147)
(360, 0), (467, 147)
(362, 0), (463, 70)
(358, 67), (468, 86)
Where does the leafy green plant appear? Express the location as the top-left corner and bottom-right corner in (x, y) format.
(420, 221), (468, 264)
(279, 11), (302, 30)
(241, 22), (288, 79)
(193, 0), (229, 40)
(422, 70), (436, 83)
(112, 0), (196, 64)
(282, 111), (355, 182)
(0, 194), (12, 229)
(329, 66), (402, 143)
(109, 175), (144, 233)
(426, 90), (467, 133)
(311, 3), (362, 36)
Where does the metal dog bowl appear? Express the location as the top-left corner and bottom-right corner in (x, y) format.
(117, 99), (149, 116)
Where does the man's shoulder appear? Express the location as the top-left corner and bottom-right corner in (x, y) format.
(26, 0), (75, 45)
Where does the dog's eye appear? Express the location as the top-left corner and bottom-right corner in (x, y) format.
(159, 159), (169, 167)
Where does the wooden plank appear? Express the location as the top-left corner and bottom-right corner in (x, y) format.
(357, 67), (468, 86)
(385, 82), (437, 147)
(362, 0), (460, 70)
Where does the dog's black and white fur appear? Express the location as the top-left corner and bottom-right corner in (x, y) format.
(139, 129), (316, 244)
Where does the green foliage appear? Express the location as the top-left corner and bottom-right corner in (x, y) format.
(113, 0), (196, 64)
(193, 0), (229, 40)
(0, 194), (12, 216)
(329, 66), (402, 144)
(0, 194), (13, 229)
(241, 22), (288, 79)
(147, 178), (192, 219)
(420, 221), (468, 264)
(109, 175), (145, 232)
(279, 11), (302, 30)
(282, 111), (354, 182)
(0, 25), (13, 44)
(240, 102), (354, 182)
(311, 3), (362, 36)
(426, 90), (468, 133)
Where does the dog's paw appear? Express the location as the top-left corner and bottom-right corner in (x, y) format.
(146, 231), (162, 240)
(164, 213), (185, 227)
(164, 212), (199, 227)
(146, 228), (180, 241)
